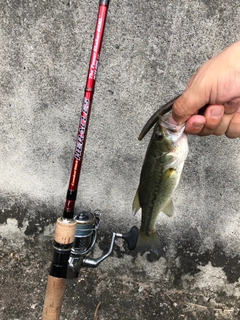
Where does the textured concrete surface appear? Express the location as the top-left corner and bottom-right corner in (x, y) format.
(1, 0), (240, 319)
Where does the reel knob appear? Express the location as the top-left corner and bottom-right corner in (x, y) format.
(119, 226), (139, 250)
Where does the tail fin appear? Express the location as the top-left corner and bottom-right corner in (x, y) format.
(135, 230), (163, 258)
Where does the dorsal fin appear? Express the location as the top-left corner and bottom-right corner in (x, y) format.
(138, 95), (181, 141)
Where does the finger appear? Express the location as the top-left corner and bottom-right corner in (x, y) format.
(197, 105), (225, 136)
(172, 89), (209, 125)
(203, 105), (224, 130)
(212, 114), (234, 136)
(223, 99), (240, 114)
(184, 105), (224, 136)
(184, 115), (206, 134)
(225, 111), (240, 138)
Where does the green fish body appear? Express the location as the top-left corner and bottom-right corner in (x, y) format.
(133, 112), (188, 256)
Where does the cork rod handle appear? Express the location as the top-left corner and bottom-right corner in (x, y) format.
(42, 276), (66, 320)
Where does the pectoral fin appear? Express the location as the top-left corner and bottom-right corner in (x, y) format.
(162, 198), (174, 217)
(132, 191), (141, 215)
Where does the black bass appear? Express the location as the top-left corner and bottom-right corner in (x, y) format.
(133, 110), (188, 257)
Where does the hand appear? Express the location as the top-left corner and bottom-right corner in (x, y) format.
(172, 41), (240, 138)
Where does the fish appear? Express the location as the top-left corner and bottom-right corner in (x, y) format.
(132, 102), (188, 257)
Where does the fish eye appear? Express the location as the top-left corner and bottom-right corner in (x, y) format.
(155, 131), (163, 140)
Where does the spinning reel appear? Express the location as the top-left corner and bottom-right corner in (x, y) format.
(68, 209), (139, 278)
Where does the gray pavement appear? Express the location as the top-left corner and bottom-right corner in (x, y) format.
(1, 0), (240, 319)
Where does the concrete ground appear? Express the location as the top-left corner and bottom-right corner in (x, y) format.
(1, 231), (240, 320)
(1, 0), (240, 319)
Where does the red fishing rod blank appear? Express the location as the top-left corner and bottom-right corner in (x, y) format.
(42, 1), (110, 319)
(64, 0), (109, 219)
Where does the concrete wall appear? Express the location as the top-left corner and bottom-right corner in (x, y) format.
(1, 0), (240, 311)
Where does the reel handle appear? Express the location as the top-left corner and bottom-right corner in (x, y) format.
(68, 226), (139, 274)
(120, 226), (139, 250)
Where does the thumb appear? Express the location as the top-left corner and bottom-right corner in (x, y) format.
(172, 90), (209, 124)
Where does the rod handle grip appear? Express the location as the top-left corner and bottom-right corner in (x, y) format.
(42, 275), (66, 320)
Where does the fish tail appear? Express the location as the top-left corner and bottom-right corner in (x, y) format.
(135, 229), (163, 258)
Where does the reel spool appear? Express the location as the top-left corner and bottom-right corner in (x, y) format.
(71, 210), (100, 257)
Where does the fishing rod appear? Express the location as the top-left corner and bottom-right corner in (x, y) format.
(42, 1), (139, 319)
(41, 1), (110, 319)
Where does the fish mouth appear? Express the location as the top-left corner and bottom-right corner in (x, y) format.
(159, 112), (186, 146)
(160, 112), (185, 133)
